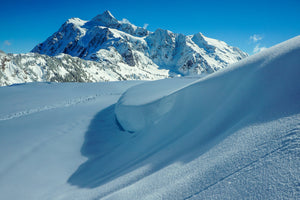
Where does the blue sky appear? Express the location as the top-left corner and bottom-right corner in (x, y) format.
(1, 0), (299, 54)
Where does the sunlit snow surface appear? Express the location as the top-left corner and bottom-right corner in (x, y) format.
(0, 36), (300, 200)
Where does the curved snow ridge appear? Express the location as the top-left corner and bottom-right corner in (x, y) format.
(115, 77), (199, 132)
(115, 36), (300, 133)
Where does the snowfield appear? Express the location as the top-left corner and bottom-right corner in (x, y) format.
(0, 36), (299, 200)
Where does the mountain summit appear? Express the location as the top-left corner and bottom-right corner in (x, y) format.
(88, 10), (149, 37)
(32, 11), (247, 77)
(91, 10), (118, 24)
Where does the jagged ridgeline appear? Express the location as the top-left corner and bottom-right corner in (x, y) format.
(0, 11), (247, 86)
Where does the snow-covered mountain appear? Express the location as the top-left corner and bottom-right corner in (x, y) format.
(0, 51), (168, 86)
(0, 36), (299, 200)
(0, 11), (247, 86)
(32, 10), (247, 76)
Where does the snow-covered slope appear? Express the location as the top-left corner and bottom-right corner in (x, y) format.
(114, 36), (300, 198)
(0, 52), (168, 86)
(115, 36), (300, 132)
(32, 10), (247, 76)
(0, 36), (299, 200)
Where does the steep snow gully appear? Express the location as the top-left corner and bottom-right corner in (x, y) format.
(0, 36), (299, 200)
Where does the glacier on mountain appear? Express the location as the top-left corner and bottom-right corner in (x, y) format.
(31, 10), (247, 76)
(0, 11), (247, 86)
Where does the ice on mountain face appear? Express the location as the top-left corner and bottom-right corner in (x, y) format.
(146, 29), (177, 67)
(30, 10), (247, 81)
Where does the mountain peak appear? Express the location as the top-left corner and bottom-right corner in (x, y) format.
(194, 32), (204, 38)
(88, 10), (149, 37)
(192, 32), (206, 42)
(91, 10), (118, 25)
(102, 10), (115, 19)
(31, 12), (247, 77)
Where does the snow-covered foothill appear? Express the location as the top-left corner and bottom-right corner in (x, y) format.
(0, 52), (168, 86)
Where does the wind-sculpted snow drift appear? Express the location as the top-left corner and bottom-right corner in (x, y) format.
(115, 36), (300, 133)
(110, 36), (300, 199)
(0, 36), (299, 200)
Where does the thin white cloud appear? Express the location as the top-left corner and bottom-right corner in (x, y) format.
(250, 34), (263, 43)
(121, 18), (148, 29)
(143, 23), (149, 29)
(253, 44), (267, 54)
(4, 40), (11, 46)
(121, 18), (130, 24)
(250, 34), (267, 54)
